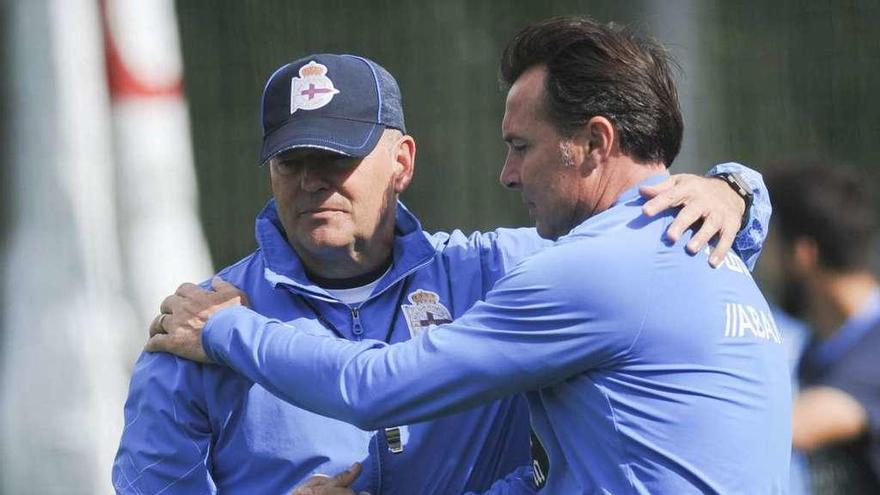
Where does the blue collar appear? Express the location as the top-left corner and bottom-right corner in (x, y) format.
(612, 172), (670, 208)
(802, 288), (880, 372)
(255, 199), (437, 302)
(563, 172), (669, 239)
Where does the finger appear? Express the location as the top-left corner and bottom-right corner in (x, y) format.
(296, 489), (354, 495)
(149, 313), (168, 338)
(708, 226), (735, 268)
(297, 474), (332, 488)
(212, 277), (251, 306)
(332, 462), (362, 487)
(711, 176), (747, 218)
(176, 282), (205, 297)
(687, 214), (721, 254)
(159, 294), (181, 315)
(642, 188), (686, 217)
(665, 204), (704, 243)
(212, 276), (235, 291)
(144, 333), (170, 353)
(638, 176), (676, 199)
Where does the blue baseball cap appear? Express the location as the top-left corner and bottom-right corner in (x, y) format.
(259, 53), (406, 164)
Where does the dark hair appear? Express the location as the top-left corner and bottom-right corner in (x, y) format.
(766, 161), (877, 271)
(500, 16), (683, 167)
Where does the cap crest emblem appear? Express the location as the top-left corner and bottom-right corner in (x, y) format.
(290, 61), (339, 113)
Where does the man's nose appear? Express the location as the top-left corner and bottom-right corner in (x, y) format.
(499, 155), (521, 190)
(300, 164), (330, 192)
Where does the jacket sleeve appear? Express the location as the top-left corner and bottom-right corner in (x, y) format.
(112, 352), (216, 494)
(471, 228), (552, 290)
(202, 244), (643, 431)
(708, 162), (771, 271)
(433, 227), (551, 297)
(453, 162), (770, 277)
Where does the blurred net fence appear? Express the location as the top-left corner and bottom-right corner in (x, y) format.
(176, 0), (880, 271)
(176, 0), (686, 268)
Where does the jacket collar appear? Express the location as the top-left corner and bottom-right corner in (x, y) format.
(562, 172), (668, 240)
(255, 199), (437, 302)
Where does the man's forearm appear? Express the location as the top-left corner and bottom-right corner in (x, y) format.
(792, 386), (868, 451)
(203, 305), (527, 430)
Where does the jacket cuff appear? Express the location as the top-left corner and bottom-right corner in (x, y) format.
(202, 305), (254, 364)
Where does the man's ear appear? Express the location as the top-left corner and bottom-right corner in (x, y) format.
(579, 116), (615, 169)
(391, 134), (416, 193)
(792, 236), (819, 274)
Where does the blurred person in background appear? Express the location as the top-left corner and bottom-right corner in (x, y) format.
(768, 163), (880, 494)
(117, 52), (765, 495)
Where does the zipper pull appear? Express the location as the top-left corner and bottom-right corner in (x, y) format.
(351, 307), (364, 336)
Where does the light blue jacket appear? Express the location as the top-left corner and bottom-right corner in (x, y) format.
(114, 164), (770, 494)
(201, 174), (789, 494)
(114, 199), (547, 494)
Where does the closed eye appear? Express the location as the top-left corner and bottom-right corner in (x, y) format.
(507, 141), (529, 154)
(270, 159), (300, 176)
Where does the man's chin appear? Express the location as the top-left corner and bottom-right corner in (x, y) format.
(298, 226), (355, 251)
(780, 279), (808, 319)
(535, 222), (560, 241)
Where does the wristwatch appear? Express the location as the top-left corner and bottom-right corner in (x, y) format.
(713, 172), (753, 231)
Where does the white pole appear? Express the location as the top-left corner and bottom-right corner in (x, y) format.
(2, 0), (132, 492)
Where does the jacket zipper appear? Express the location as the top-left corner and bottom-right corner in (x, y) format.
(350, 306), (363, 340)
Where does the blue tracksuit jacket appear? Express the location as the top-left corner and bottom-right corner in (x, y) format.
(200, 173), (789, 494)
(114, 164), (769, 494)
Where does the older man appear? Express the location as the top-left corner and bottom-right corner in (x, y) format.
(122, 47), (769, 494)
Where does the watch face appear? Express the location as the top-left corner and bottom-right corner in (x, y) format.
(727, 173), (750, 193)
(719, 173), (750, 198)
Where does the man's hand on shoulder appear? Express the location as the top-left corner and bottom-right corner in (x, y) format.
(145, 277), (250, 363)
(291, 462), (369, 495)
(640, 173), (746, 268)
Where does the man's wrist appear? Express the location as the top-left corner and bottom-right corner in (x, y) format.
(711, 171), (753, 231)
(201, 305), (250, 364)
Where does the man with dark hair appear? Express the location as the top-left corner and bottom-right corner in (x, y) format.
(499, 18), (683, 167)
(768, 163), (880, 493)
(143, 18), (786, 494)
